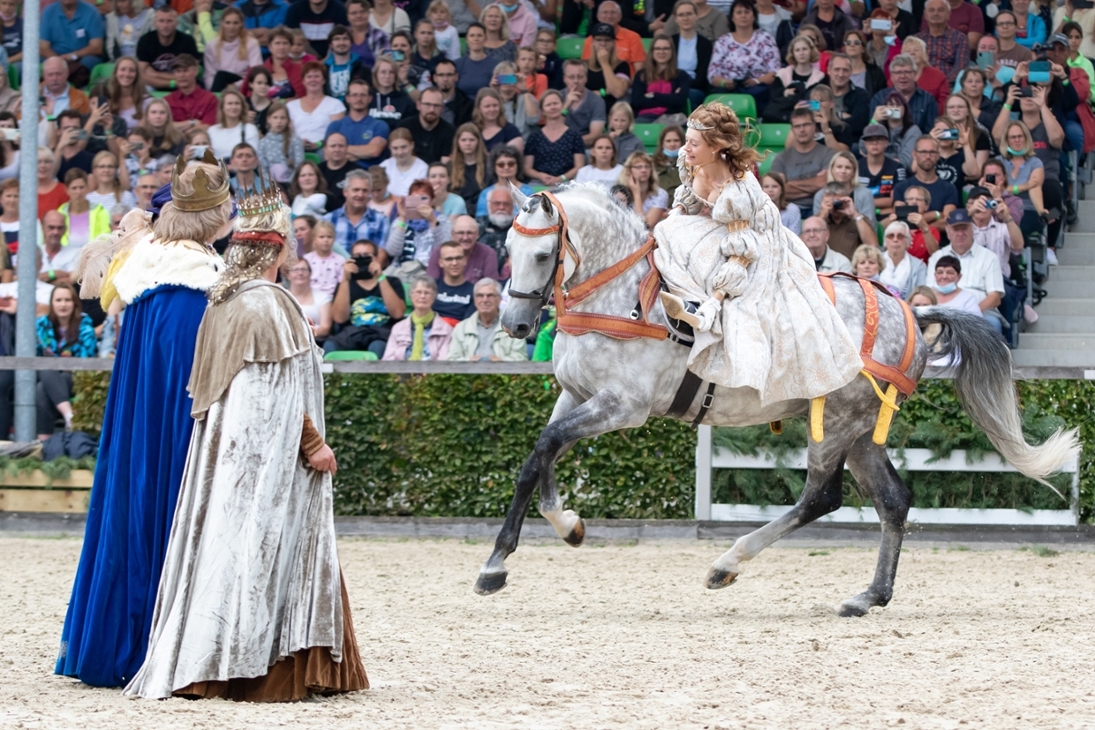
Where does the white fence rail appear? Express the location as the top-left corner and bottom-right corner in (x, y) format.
(694, 425), (1081, 526)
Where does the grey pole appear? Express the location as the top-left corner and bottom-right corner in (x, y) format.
(14, 0), (41, 442)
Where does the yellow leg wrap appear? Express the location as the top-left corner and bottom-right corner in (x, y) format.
(809, 396), (825, 443)
(769, 420), (782, 435)
(860, 371), (902, 446)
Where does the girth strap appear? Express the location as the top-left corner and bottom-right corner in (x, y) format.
(665, 370), (717, 427)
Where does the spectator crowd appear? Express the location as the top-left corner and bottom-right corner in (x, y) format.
(0, 0), (1089, 436)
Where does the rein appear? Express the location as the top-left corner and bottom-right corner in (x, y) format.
(511, 191), (667, 341)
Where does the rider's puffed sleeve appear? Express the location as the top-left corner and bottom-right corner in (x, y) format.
(671, 183), (706, 216)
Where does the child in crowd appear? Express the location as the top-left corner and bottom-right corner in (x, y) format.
(121, 129), (154, 182)
(575, 134), (623, 188)
(607, 102), (644, 165)
(244, 67), (275, 134)
(427, 0), (461, 60)
(515, 45), (547, 99)
(257, 102), (305, 183)
(289, 28), (318, 62)
(303, 220), (347, 298)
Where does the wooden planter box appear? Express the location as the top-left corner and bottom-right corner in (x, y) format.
(0, 469), (94, 513)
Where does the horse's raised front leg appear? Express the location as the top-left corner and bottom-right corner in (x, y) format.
(475, 389), (650, 595)
(706, 435), (849, 590)
(839, 434), (911, 617)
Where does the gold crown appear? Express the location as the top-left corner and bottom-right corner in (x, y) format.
(171, 149), (231, 212)
(237, 168), (285, 218)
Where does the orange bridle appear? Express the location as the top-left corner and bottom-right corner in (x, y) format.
(509, 191), (668, 341)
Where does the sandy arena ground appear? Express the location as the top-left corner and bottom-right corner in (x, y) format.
(2, 535), (1094, 729)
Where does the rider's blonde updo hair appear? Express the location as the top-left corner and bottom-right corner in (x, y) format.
(687, 103), (762, 181)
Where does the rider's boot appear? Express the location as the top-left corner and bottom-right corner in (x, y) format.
(659, 292), (721, 333)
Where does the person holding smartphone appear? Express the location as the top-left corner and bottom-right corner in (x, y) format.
(327, 239), (407, 356)
(384, 178), (451, 274)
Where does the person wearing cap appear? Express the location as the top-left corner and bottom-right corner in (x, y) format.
(580, 1), (646, 76)
(927, 208), (1006, 333)
(857, 123), (905, 214)
(967, 185), (1023, 280)
(1044, 32), (1090, 159)
(56, 151), (234, 689)
(587, 23), (633, 112)
(165, 54), (218, 132)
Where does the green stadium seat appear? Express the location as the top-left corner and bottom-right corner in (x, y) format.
(150, 89), (169, 98)
(703, 93), (757, 121)
(633, 123), (663, 153)
(757, 152), (776, 177)
(641, 37), (653, 51)
(758, 123), (790, 150)
(530, 184), (549, 192)
(8, 64), (17, 92)
(88, 62), (114, 88)
(460, 37), (467, 55)
(305, 152), (322, 165)
(323, 351), (379, 361)
(557, 37), (583, 60)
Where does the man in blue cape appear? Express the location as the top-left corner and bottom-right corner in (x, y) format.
(55, 151), (235, 687)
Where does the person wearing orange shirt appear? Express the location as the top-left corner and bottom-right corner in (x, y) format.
(581, 1), (646, 74)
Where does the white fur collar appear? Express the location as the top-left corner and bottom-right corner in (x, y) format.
(114, 236), (223, 305)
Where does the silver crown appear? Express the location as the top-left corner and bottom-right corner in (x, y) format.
(237, 168), (284, 217)
(686, 118), (714, 131)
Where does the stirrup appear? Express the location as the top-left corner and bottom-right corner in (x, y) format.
(659, 291), (703, 329)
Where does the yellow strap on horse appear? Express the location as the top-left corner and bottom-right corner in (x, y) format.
(860, 371), (901, 445)
(809, 396), (825, 443)
(769, 420), (782, 435)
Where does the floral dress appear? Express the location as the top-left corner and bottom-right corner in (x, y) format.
(652, 159), (862, 405)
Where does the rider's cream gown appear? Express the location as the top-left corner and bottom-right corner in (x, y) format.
(653, 162), (862, 406)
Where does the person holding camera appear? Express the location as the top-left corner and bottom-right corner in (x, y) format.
(867, 91), (922, 169)
(977, 159), (1025, 224)
(878, 185), (941, 261)
(816, 181), (879, 260)
(326, 239), (407, 356)
(930, 115), (981, 187)
(868, 55), (937, 142)
(967, 185), (1023, 281)
(384, 178), (452, 274)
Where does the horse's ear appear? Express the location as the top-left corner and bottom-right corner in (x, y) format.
(509, 183), (529, 211)
(539, 194), (554, 217)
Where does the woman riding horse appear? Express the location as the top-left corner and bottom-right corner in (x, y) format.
(657, 103), (862, 405)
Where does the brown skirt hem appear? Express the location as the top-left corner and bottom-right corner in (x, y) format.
(173, 570), (369, 703)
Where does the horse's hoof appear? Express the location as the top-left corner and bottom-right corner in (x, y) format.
(837, 597), (871, 617)
(474, 571), (508, 596)
(563, 518), (586, 547)
(704, 567), (738, 590)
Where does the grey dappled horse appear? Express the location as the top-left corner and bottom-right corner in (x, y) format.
(476, 184), (1079, 616)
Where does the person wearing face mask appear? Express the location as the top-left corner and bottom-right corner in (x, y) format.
(653, 124), (684, 200)
(929, 255), (982, 315)
(927, 209), (1007, 333)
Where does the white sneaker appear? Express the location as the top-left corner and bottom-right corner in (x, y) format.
(1046, 249), (1059, 266)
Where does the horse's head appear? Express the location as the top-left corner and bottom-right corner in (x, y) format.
(502, 186), (578, 340)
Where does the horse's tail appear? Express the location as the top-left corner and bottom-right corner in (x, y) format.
(914, 307), (1080, 485)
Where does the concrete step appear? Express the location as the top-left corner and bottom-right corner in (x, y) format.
(1054, 247), (1095, 265)
(1070, 202), (1095, 232)
(1035, 279), (1095, 298)
(1045, 265), (1095, 281)
(1014, 333), (1095, 351)
(1025, 315), (1095, 332)
(1011, 349), (1095, 367)
(1060, 232), (1095, 252)
(1032, 297), (1095, 316)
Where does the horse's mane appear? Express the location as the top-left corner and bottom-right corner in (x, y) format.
(551, 183), (649, 262)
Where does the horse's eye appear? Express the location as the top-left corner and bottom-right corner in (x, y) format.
(535, 253), (551, 264)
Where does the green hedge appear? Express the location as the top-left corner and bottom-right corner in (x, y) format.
(71, 373), (1095, 521)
